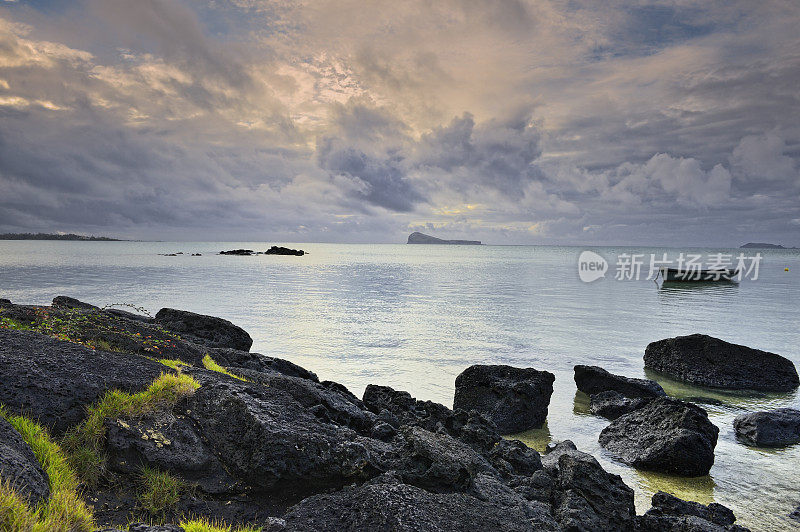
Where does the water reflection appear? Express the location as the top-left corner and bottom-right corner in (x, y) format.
(507, 421), (553, 453)
(572, 390), (591, 416)
(634, 469), (716, 506)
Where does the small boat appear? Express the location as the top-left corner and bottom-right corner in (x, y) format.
(658, 267), (739, 282)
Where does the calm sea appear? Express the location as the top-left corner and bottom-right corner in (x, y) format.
(1, 241), (798, 530)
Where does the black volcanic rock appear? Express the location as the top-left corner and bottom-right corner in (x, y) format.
(590, 390), (651, 420)
(207, 347), (318, 382)
(264, 246), (304, 256)
(599, 397), (719, 476)
(52, 295), (99, 310)
(638, 491), (747, 531)
(407, 231), (481, 245)
(454, 365), (555, 433)
(155, 308), (253, 351)
(275, 473), (554, 532)
(733, 408), (800, 447)
(0, 329), (169, 434)
(574, 365), (666, 398)
(551, 448), (637, 531)
(0, 417), (50, 505)
(219, 249), (254, 255)
(644, 334), (799, 392)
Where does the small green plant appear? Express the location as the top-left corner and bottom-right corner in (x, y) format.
(0, 407), (96, 532)
(62, 372), (200, 486)
(158, 358), (190, 371)
(0, 317), (32, 331)
(137, 466), (183, 518)
(180, 516), (262, 532)
(202, 354), (248, 382)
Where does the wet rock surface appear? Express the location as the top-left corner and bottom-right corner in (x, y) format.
(733, 408), (800, 447)
(0, 417), (50, 505)
(599, 397), (719, 476)
(453, 364), (555, 433)
(645, 334), (799, 392)
(574, 365), (666, 398)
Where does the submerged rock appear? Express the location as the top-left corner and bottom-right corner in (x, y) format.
(590, 390), (651, 420)
(0, 329), (168, 434)
(733, 408), (800, 447)
(275, 473), (553, 532)
(638, 491), (748, 531)
(574, 365), (666, 398)
(644, 334), (799, 392)
(453, 364), (555, 433)
(0, 417), (50, 505)
(599, 397), (719, 476)
(155, 308), (253, 351)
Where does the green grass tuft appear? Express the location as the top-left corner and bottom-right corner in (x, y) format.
(0, 407), (96, 532)
(158, 358), (190, 370)
(202, 354), (248, 382)
(137, 466), (183, 518)
(180, 516), (262, 532)
(62, 372), (200, 487)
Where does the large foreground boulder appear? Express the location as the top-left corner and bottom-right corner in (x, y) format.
(453, 365), (555, 433)
(733, 408), (800, 447)
(599, 397), (719, 476)
(550, 446), (637, 531)
(645, 334), (798, 392)
(0, 417), (50, 505)
(154, 308), (253, 351)
(638, 491), (749, 531)
(274, 473), (557, 532)
(574, 365), (665, 398)
(0, 329), (169, 434)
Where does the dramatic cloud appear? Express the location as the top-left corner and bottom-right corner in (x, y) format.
(0, 0), (798, 245)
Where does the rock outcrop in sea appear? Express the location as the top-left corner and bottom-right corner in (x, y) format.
(0, 297), (755, 531)
(733, 408), (800, 447)
(645, 333), (799, 392)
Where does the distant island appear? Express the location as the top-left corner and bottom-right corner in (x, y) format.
(0, 232), (121, 241)
(740, 242), (788, 249)
(407, 231), (481, 245)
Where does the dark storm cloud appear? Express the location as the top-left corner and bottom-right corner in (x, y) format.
(0, 0), (798, 244)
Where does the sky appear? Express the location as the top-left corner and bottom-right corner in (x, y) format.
(0, 0), (798, 245)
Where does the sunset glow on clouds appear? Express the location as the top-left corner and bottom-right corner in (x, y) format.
(0, 0), (798, 244)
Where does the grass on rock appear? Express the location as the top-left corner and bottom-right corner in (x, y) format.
(0, 407), (96, 532)
(202, 354), (248, 382)
(180, 516), (262, 532)
(62, 372), (200, 487)
(137, 466), (184, 517)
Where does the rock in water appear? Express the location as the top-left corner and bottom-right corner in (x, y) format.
(644, 334), (799, 392)
(599, 397), (719, 476)
(0, 417), (51, 505)
(264, 246), (304, 256)
(638, 491), (747, 531)
(454, 364), (555, 434)
(590, 390), (651, 420)
(154, 308), (253, 351)
(574, 365), (666, 398)
(733, 408), (800, 447)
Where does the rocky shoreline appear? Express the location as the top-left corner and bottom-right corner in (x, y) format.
(0, 296), (797, 531)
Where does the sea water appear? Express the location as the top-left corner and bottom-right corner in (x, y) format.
(1, 241), (798, 530)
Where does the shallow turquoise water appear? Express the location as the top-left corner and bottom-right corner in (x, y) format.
(1, 241), (798, 530)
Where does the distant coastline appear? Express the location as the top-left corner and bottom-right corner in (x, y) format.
(0, 232), (122, 241)
(740, 242), (796, 249)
